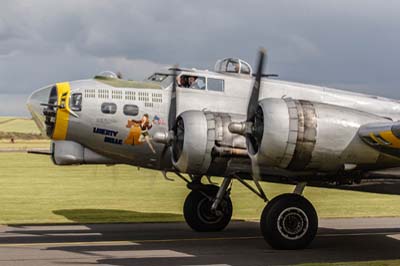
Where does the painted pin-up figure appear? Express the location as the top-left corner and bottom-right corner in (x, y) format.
(124, 114), (155, 153)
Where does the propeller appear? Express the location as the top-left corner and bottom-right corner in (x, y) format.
(247, 48), (266, 123)
(158, 65), (179, 170)
(168, 66), (178, 132)
(229, 48), (267, 181)
(247, 48), (266, 181)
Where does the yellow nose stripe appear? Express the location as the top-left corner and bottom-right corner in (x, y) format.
(52, 82), (70, 140)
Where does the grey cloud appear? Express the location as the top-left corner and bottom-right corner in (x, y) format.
(1, 0), (400, 117)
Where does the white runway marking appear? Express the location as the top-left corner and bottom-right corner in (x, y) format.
(1, 231), (400, 248)
(387, 234), (400, 240)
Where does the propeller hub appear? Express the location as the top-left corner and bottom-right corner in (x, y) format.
(228, 122), (253, 135)
(153, 131), (174, 144)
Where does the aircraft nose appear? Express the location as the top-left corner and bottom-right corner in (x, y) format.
(26, 85), (56, 136)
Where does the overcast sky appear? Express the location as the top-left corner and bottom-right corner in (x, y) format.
(1, 0), (400, 116)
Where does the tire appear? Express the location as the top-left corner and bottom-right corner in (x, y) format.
(184, 185), (233, 232)
(260, 193), (318, 250)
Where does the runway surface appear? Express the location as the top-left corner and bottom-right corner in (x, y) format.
(1, 218), (400, 266)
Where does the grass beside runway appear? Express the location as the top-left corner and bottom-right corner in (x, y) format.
(0, 117), (48, 150)
(0, 117), (40, 134)
(0, 152), (400, 224)
(298, 260), (400, 266)
(0, 140), (50, 150)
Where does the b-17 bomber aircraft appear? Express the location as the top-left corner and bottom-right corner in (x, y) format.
(27, 49), (400, 250)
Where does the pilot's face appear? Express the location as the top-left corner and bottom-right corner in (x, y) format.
(188, 77), (195, 84)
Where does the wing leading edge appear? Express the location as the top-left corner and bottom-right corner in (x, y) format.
(359, 121), (400, 157)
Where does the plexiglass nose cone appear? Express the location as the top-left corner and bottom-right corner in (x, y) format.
(26, 85), (54, 135)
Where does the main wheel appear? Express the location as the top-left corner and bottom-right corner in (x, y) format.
(184, 185), (233, 232)
(260, 193), (318, 250)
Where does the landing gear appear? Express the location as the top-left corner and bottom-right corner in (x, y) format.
(183, 181), (233, 232)
(178, 172), (318, 249)
(234, 176), (317, 249)
(260, 193), (318, 250)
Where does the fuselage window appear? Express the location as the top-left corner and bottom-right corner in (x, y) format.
(178, 75), (206, 90)
(70, 93), (82, 111)
(123, 104), (139, 116)
(207, 78), (224, 92)
(101, 102), (117, 114)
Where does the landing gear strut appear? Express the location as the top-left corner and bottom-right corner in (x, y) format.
(234, 177), (318, 249)
(179, 172), (318, 249)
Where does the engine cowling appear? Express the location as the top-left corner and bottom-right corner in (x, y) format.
(248, 98), (389, 171)
(171, 111), (247, 174)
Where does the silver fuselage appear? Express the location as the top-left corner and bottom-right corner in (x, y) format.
(27, 69), (400, 178)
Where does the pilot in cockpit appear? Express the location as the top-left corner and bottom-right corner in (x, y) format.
(188, 76), (197, 88)
(177, 75), (188, 87)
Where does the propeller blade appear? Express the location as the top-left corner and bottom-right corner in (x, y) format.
(246, 48), (266, 122)
(251, 157), (261, 181)
(247, 48), (267, 183)
(168, 65), (178, 131)
(160, 65), (179, 170)
(158, 144), (169, 169)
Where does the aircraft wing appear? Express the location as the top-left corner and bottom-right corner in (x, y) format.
(358, 121), (400, 157)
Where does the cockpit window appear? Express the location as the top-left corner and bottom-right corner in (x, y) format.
(147, 73), (173, 89)
(178, 75), (206, 90)
(70, 93), (82, 111)
(147, 73), (169, 82)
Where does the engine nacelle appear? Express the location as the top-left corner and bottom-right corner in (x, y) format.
(250, 98), (388, 171)
(171, 111), (246, 174)
(51, 140), (116, 165)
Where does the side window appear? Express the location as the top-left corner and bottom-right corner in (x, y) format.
(207, 78), (224, 92)
(123, 104), (139, 116)
(191, 76), (206, 90)
(101, 102), (117, 114)
(178, 75), (206, 90)
(70, 93), (82, 111)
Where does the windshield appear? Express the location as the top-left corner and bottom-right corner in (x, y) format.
(147, 73), (169, 82)
(147, 73), (173, 88)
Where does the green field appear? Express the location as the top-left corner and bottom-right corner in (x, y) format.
(0, 117), (48, 149)
(0, 117), (41, 134)
(1, 116), (400, 224)
(0, 140), (50, 150)
(0, 152), (400, 224)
